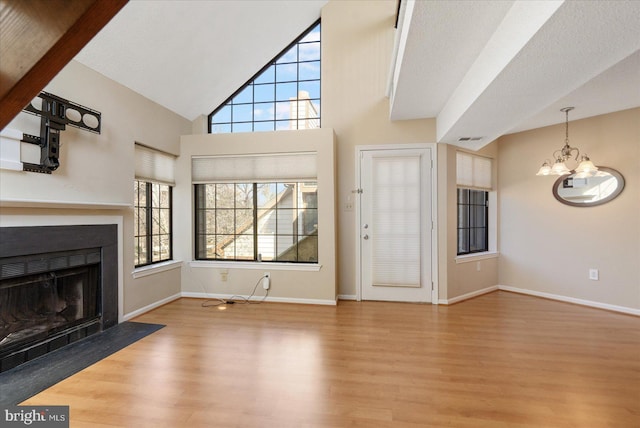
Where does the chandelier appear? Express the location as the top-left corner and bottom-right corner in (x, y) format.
(536, 107), (598, 177)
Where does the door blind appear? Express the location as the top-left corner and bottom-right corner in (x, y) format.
(371, 155), (421, 287)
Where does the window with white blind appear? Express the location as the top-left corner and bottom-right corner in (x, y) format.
(134, 144), (175, 267)
(135, 144), (176, 186)
(456, 152), (493, 256)
(193, 153), (318, 263)
(456, 151), (492, 190)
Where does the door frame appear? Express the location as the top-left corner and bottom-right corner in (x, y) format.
(355, 143), (439, 303)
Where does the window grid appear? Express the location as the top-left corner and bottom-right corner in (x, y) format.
(195, 182), (318, 263)
(457, 188), (488, 255)
(209, 20), (321, 133)
(135, 181), (173, 267)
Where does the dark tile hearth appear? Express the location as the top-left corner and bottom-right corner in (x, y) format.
(0, 321), (164, 406)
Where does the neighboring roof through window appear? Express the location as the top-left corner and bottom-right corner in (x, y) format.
(208, 20), (321, 133)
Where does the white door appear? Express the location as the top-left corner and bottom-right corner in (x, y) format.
(359, 147), (433, 302)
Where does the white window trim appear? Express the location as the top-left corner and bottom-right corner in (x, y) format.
(189, 260), (321, 272)
(455, 251), (499, 264)
(133, 260), (183, 278)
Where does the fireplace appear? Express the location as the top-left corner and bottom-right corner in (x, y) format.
(0, 225), (118, 372)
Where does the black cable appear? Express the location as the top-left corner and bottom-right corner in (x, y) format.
(228, 274), (269, 304)
(202, 274), (269, 307)
(201, 298), (227, 307)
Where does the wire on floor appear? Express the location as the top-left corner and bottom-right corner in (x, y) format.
(201, 274), (269, 308)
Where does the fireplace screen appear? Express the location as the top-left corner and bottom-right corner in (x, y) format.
(1, 225), (116, 372)
(0, 265), (100, 355)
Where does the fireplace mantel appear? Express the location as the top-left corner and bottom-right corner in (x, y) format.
(0, 199), (131, 210)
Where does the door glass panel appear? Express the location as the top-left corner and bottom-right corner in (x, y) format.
(370, 155), (421, 287)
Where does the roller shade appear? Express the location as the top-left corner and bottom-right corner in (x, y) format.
(192, 152), (317, 183)
(456, 152), (492, 190)
(135, 143), (176, 185)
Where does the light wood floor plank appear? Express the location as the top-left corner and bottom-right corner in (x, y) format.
(22, 291), (640, 427)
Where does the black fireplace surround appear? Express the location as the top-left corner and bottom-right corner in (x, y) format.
(0, 225), (118, 372)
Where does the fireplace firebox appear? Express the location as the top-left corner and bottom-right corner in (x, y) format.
(0, 225), (118, 372)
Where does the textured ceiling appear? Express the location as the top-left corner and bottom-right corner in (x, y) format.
(390, 0), (640, 149)
(74, 0), (640, 148)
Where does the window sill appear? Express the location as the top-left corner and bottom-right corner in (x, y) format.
(133, 260), (183, 278)
(189, 260), (322, 272)
(455, 251), (499, 264)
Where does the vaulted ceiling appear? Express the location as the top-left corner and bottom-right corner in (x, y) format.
(74, 0), (328, 122)
(73, 0), (640, 150)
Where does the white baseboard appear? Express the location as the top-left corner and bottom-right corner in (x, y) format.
(498, 285), (640, 316)
(439, 285), (498, 305)
(122, 286), (640, 319)
(181, 291), (337, 306)
(122, 292), (182, 321)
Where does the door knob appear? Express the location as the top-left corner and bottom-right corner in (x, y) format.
(363, 224), (369, 229)
(363, 234), (369, 240)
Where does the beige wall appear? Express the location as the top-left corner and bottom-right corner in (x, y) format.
(6, 0), (633, 315)
(176, 128), (337, 303)
(321, 0), (439, 298)
(443, 142), (500, 301)
(0, 60), (191, 316)
(182, 0), (501, 304)
(498, 108), (640, 310)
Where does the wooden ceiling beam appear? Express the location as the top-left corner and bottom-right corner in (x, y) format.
(0, 0), (128, 130)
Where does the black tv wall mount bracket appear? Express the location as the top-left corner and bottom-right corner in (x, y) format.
(21, 91), (101, 174)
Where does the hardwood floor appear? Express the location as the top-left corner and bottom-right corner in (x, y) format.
(22, 291), (640, 427)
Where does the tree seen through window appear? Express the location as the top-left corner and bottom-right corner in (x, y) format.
(195, 182), (318, 262)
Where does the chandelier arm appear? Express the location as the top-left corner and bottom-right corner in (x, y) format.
(570, 146), (580, 161)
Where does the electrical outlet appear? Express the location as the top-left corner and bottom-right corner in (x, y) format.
(263, 272), (270, 290)
(476, 261), (481, 272)
(345, 196), (354, 211)
(220, 269), (228, 282)
(589, 269), (599, 281)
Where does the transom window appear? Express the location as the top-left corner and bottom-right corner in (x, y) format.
(194, 182), (318, 262)
(209, 20), (321, 133)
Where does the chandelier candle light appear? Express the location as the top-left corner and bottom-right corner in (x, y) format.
(536, 107), (598, 177)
